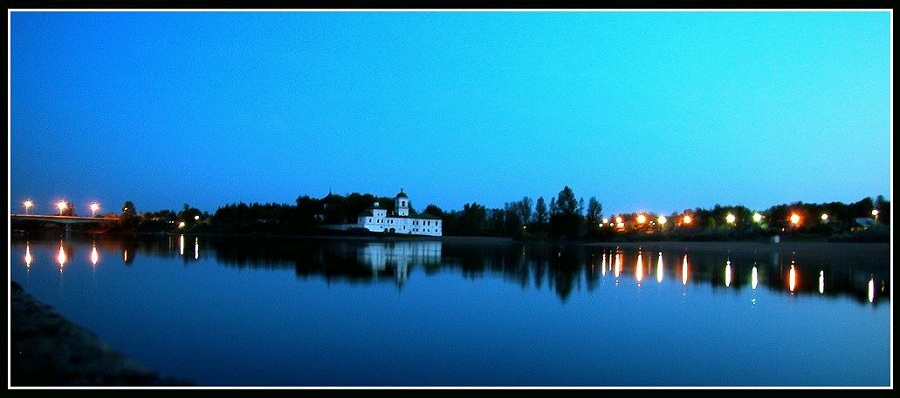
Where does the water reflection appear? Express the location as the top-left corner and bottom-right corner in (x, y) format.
(751, 266), (759, 290)
(789, 262), (797, 293)
(10, 235), (890, 305)
(601, 252), (607, 276)
(24, 242), (33, 268)
(725, 260), (732, 288)
(819, 271), (825, 295)
(868, 277), (875, 303)
(635, 251), (644, 284)
(56, 241), (68, 272)
(91, 244), (100, 266)
(656, 252), (663, 283)
(358, 241), (442, 285)
(614, 251), (622, 278)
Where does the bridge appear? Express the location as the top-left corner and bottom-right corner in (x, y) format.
(11, 214), (120, 232)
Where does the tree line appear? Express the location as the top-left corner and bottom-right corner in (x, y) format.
(100, 187), (889, 242)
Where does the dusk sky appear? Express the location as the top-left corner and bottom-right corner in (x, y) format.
(9, 10), (892, 217)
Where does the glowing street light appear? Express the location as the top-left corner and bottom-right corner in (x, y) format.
(752, 212), (763, 223)
(89, 202), (100, 217)
(57, 200), (68, 216)
(725, 213), (736, 224)
(682, 215), (693, 225)
(790, 213), (801, 226)
(872, 209), (879, 223)
(657, 215), (667, 226)
(23, 200), (34, 215)
(820, 213), (829, 222)
(636, 214), (647, 224)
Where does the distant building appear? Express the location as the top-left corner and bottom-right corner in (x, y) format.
(356, 190), (442, 236)
(323, 189), (443, 237)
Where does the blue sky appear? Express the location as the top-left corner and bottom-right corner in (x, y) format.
(9, 10), (892, 217)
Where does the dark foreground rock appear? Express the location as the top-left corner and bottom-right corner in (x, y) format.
(10, 281), (192, 387)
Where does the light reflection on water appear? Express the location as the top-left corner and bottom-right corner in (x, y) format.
(868, 277), (875, 303)
(24, 242), (33, 268)
(16, 235), (890, 306)
(656, 252), (663, 283)
(56, 241), (67, 272)
(725, 260), (732, 287)
(10, 235), (891, 387)
(91, 244), (100, 266)
(819, 270), (825, 295)
(635, 251), (644, 284)
(789, 263), (797, 293)
(751, 266), (759, 290)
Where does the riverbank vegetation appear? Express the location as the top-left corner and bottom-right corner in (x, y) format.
(15, 188), (890, 243)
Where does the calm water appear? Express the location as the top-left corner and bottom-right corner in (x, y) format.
(9, 234), (891, 387)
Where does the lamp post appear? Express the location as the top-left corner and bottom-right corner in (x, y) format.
(872, 209), (879, 223)
(24, 200), (33, 215)
(57, 201), (68, 216)
(90, 202), (100, 217)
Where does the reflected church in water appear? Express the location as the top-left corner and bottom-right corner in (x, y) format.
(358, 240), (443, 285)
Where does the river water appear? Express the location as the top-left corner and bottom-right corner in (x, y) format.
(9, 234), (891, 387)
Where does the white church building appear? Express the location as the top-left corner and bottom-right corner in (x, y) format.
(322, 188), (443, 236)
(356, 190), (443, 237)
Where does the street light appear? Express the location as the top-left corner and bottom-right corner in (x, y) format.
(636, 214), (647, 224)
(752, 212), (763, 223)
(790, 213), (801, 226)
(57, 200), (68, 216)
(657, 215), (667, 226)
(89, 202), (100, 217)
(23, 200), (33, 215)
(872, 209), (879, 223)
(726, 213), (736, 224)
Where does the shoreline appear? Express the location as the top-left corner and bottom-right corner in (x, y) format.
(10, 281), (192, 387)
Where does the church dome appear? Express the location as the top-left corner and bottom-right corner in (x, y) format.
(395, 189), (408, 199)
